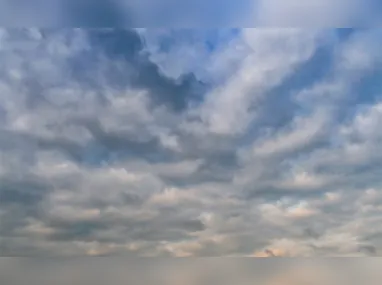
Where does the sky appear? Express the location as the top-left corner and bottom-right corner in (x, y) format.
(1, 2), (382, 262)
(1, 28), (382, 258)
(1, 0), (382, 26)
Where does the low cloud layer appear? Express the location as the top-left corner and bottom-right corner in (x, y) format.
(1, 28), (382, 257)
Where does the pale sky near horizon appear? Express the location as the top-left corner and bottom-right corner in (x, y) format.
(1, 258), (382, 285)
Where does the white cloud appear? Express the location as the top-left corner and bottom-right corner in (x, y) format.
(200, 29), (319, 135)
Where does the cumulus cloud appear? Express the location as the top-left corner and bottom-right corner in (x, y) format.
(1, 28), (382, 258)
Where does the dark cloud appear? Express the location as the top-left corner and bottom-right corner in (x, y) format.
(359, 244), (377, 255)
(303, 228), (321, 239)
(264, 249), (277, 257)
(85, 29), (207, 111)
(46, 220), (110, 242)
(81, 118), (170, 161)
(0, 175), (50, 207)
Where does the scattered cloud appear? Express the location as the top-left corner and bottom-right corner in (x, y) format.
(1, 28), (382, 257)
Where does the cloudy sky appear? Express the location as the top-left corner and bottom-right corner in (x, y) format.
(1, 2), (382, 259)
(2, 27), (382, 258)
